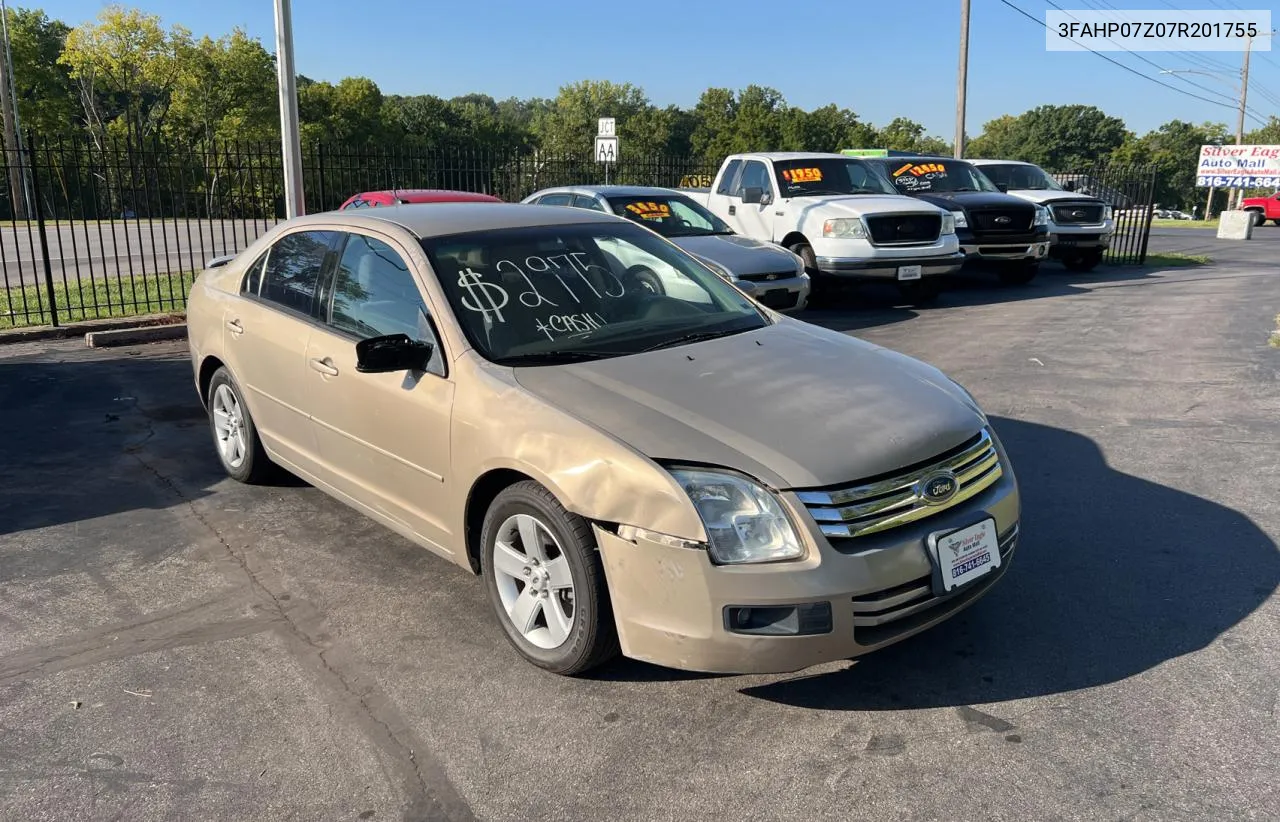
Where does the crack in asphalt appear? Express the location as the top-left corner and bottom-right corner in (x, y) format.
(126, 438), (476, 822)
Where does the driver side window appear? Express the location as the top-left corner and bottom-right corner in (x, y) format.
(737, 161), (772, 198)
(329, 233), (436, 347)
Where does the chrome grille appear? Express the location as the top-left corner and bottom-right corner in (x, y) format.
(795, 429), (1003, 539)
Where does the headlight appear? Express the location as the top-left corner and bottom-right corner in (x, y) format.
(669, 469), (804, 565)
(793, 252), (806, 277)
(951, 210), (968, 228)
(1102, 205), (1113, 220)
(822, 217), (867, 239)
(699, 257), (734, 282)
(1034, 205), (1050, 226)
(940, 212), (956, 235)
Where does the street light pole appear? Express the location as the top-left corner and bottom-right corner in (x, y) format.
(954, 0), (970, 159)
(274, 0), (304, 218)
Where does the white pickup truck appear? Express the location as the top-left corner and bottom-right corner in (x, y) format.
(681, 152), (964, 302)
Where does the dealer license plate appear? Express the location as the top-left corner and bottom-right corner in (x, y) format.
(928, 518), (1001, 593)
(1057, 238), (1078, 247)
(897, 265), (922, 281)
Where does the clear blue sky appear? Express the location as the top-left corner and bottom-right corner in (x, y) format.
(41, 0), (1280, 138)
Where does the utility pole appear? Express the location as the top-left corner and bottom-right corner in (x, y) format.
(274, 0), (304, 218)
(1232, 34), (1251, 210)
(954, 0), (970, 159)
(0, 0), (26, 220)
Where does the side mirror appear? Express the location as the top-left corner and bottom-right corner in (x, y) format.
(741, 186), (764, 204)
(994, 183), (1008, 193)
(355, 333), (434, 373)
(759, 190), (773, 206)
(1062, 180), (1077, 192)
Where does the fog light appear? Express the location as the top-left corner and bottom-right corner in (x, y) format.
(723, 602), (832, 636)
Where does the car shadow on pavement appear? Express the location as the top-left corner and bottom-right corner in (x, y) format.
(738, 415), (1280, 709)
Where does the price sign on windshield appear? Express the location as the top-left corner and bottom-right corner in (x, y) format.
(781, 167), (823, 183)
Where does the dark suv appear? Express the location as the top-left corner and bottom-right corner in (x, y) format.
(859, 155), (1051, 285)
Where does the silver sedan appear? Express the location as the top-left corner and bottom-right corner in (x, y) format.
(523, 185), (810, 312)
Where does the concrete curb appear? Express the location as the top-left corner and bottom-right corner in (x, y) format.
(0, 313), (185, 344)
(85, 323), (188, 348)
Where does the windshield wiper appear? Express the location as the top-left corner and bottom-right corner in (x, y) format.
(640, 328), (744, 352)
(498, 350), (620, 365)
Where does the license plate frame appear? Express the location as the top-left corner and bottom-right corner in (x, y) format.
(897, 265), (923, 281)
(925, 517), (1001, 596)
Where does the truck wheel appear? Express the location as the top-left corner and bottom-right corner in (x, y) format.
(898, 279), (940, 306)
(789, 242), (833, 305)
(1063, 250), (1103, 272)
(625, 265), (665, 296)
(1247, 210), (1263, 227)
(997, 262), (1039, 286)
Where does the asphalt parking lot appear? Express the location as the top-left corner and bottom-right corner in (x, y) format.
(1, 232), (1278, 821)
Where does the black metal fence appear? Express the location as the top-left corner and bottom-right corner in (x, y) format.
(1052, 163), (1159, 266)
(0, 135), (1157, 330)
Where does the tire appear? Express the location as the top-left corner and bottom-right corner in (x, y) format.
(480, 481), (619, 676)
(1246, 210), (1264, 227)
(997, 262), (1039, 286)
(898, 278), (940, 306)
(1063, 250), (1103, 272)
(789, 242), (832, 306)
(626, 265), (665, 296)
(206, 367), (274, 484)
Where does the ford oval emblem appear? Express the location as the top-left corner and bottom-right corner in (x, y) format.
(918, 471), (959, 505)
(1071, 209), (1086, 218)
(995, 216), (1011, 224)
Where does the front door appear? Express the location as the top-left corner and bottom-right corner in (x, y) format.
(304, 231), (456, 555)
(222, 229), (339, 474)
(733, 160), (778, 243)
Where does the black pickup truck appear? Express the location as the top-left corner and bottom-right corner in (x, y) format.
(856, 154), (1051, 285)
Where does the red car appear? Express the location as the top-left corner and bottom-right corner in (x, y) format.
(339, 189), (502, 210)
(1242, 191), (1280, 226)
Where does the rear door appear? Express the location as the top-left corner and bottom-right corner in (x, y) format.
(303, 230), (456, 554)
(222, 229), (339, 474)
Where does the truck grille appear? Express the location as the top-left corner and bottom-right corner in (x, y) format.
(795, 429), (1003, 540)
(1050, 203), (1104, 224)
(865, 213), (942, 245)
(969, 206), (1035, 233)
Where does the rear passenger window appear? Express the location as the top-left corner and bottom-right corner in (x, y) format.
(258, 230), (337, 317)
(537, 193), (572, 206)
(716, 160), (743, 195)
(241, 252), (268, 295)
(572, 195), (605, 211)
(330, 234), (434, 344)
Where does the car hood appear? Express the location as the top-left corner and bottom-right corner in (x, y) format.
(671, 234), (798, 276)
(787, 194), (938, 218)
(910, 191), (1035, 211)
(512, 320), (985, 490)
(1005, 189), (1106, 206)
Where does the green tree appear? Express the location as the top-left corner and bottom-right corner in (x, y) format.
(5, 7), (76, 137)
(966, 114), (1019, 159)
(533, 80), (650, 154)
(1246, 116), (1280, 146)
(875, 117), (951, 155)
(690, 87), (738, 160)
(298, 76), (385, 143)
(967, 105), (1128, 169)
(167, 28), (276, 145)
(782, 104), (877, 152)
(59, 5), (191, 148)
(1112, 119), (1229, 208)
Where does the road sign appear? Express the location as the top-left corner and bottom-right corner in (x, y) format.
(595, 136), (618, 164)
(597, 117), (616, 137)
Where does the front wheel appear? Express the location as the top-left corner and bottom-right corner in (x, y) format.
(1063, 250), (1103, 272)
(206, 367), (274, 483)
(481, 481), (619, 676)
(997, 262), (1039, 286)
(1247, 210), (1264, 227)
(789, 242), (833, 307)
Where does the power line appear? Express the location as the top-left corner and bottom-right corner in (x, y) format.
(1011, 0), (1268, 124)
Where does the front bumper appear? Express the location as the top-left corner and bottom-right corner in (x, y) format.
(813, 251), (964, 280)
(596, 445), (1020, 675)
(1047, 224), (1113, 255)
(734, 274), (810, 312)
(961, 241), (1050, 262)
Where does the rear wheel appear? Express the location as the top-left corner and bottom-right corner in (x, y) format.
(206, 367), (274, 484)
(1246, 210), (1264, 227)
(997, 261), (1039, 286)
(481, 481), (619, 676)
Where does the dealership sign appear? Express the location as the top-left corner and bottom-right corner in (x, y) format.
(1196, 144), (1280, 188)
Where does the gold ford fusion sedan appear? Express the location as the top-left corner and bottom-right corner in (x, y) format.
(187, 203), (1020, 676)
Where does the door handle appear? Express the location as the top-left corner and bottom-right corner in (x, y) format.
(226, 319), (244, 335)
(728, 204), (736, 216)
(309, 357), (339, 376)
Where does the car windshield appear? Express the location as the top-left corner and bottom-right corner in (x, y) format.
(606, 194), (733, 238)
(876, 159), (1002, 194)
(771, 158), (898, 197)
(420, 222), (769, 365)
(979, 163), (1065, 192)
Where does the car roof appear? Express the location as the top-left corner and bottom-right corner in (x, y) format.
(967, 159), (1034, 167)
(294, 202), (625, 239)
(732, 151), (852, 161)
(535, 184), (685, 197)
(354, 189), (502, 203)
